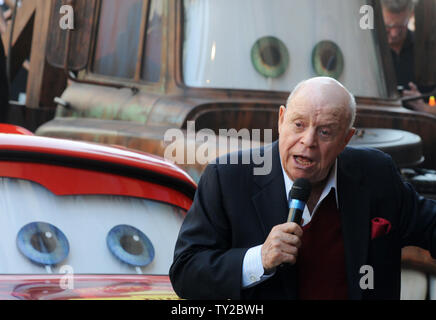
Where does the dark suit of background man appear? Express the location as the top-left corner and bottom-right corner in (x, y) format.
(169, 77), (436, 300)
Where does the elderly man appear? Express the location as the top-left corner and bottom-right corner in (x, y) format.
(169, 77), (436, 300)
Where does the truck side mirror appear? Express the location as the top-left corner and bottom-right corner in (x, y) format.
(46, 0), (98, 72)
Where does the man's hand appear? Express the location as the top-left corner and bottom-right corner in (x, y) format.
(403, 82), (436, 115)
(403, 82), (421, 98)
(403, 82), (426, 110)
(261, 222), (303, 272)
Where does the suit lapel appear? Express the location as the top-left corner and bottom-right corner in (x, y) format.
(251, 141), (288, 238)
(251, 141), (297, 299)
(337, 149), (370, 300)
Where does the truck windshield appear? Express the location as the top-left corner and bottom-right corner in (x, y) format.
(183, 0), (389, 98)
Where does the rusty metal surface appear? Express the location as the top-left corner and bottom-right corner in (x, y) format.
(53, 82), (159, 124)
(93, 0), (143, 78)
(38, 81), (436, 169)
(46, 0), (97, 71)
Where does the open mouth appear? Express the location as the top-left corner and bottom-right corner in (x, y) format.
(294, 155), (315, 168)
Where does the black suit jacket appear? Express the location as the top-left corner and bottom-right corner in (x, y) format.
(169, 141), (436, 300)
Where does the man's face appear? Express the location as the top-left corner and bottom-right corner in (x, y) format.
(382, 8), (411, 50)
(278, 85), (355, 187)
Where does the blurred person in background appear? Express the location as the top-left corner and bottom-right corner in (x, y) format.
(381, 0), (436, 114)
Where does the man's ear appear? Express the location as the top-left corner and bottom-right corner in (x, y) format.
(344, 127), (356, 146)
(278, 105), (286, 135)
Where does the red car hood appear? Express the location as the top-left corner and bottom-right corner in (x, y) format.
(0, 275), (180, 300)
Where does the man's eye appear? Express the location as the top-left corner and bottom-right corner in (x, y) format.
(319, 128), (331, 136)
(294, 122), (303, 128)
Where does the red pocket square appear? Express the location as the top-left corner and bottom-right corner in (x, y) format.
(371, 217), (392, 239)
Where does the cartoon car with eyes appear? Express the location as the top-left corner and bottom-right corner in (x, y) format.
(0, 125), (196, 300)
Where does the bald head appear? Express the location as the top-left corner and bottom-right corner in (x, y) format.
(278, 77), (356, 186)
(286, 77), (356, 129)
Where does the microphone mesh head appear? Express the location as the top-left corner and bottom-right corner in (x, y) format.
(290, 178), (312, 202)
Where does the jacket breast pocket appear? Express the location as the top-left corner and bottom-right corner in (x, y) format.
(369, 228), (398, 260)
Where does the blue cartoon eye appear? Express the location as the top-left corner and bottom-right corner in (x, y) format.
(106, 225), (154, 267)
(16, 222), (70, 266)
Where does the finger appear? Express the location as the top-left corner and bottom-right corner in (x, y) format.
(280, 252), (298, 265)
(281, 222), (304, 238)
(279, 243), (299, 256)
(408, 82), (422, 95)
(262, 246), (290, 270)
(403, 90), (419, 97)
(279, 233), (302, 248)
(408, 82), (418, 91)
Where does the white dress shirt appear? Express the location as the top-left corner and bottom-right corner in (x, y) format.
(241, 159), (339, 288)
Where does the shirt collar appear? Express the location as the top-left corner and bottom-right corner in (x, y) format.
(280, 158), (339, 209)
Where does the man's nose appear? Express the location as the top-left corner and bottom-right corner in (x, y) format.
(389, 28), (401, 38)
(300, 129), (317, 147)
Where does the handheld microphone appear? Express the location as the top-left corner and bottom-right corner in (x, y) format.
(287, 178), (311, 225)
